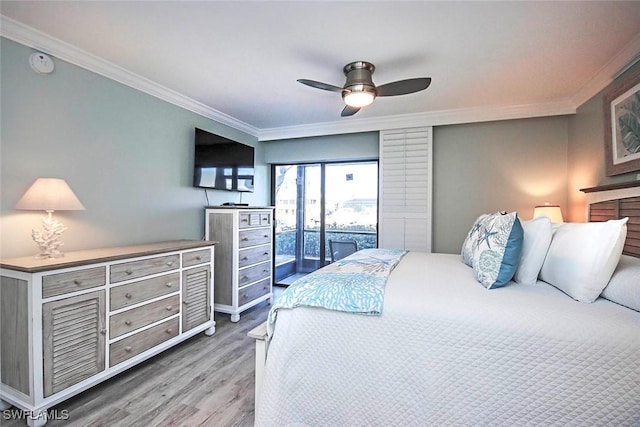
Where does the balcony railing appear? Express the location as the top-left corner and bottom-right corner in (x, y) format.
(275, 229), (377, 260)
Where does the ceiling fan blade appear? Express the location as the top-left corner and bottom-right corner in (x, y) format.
(376, 77), (432, 97)
(341, 105), (360, 117)
(297, 79), (343, 92)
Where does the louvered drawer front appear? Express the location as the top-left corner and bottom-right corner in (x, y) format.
(110, 273), (179, 310)
(109, 317), (179, 367)
(43, 290), (106, 397)
(238, 228), (271, 248)
(182, 266), (211, 332)
(182, 249), (211, 268)
(259, 212), (271, 226)
(238, 262), (271, 287)
(110, 254), (180, 283)
(239, 245), (271, 268)
(42, 267), (106, 298)
(239, 212), (265, 228)
(239, 278), (270, 306)
(109, 295), (180, 339)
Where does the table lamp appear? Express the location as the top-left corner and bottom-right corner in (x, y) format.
(15, 178), (85, 259)
(533, 202), (564, 223)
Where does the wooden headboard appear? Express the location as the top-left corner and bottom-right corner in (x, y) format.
(589, 196), (640, 257)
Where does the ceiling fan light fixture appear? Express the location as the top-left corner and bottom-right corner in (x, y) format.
(343, 91), (375, 107)
(342, 85), (376, 108)
(298, 60), (431, 116)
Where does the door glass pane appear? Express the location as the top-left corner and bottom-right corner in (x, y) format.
(325, 162), (378, 262)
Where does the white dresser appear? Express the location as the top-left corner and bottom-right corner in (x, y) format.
(0, 240), (215, 427)
(205, 207), (274, 322)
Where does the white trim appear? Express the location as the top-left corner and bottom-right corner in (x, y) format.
(0, 15), (261, 138)
(248, 321), (268, 408)
(571, 32), (640, 108)
(584, 185), (640, 221)
(257, 100), (575, 141)
(585, 186), (640, 206)
(2, 14), (639, 142)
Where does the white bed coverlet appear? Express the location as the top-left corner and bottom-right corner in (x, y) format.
(256, 252), (640, 427)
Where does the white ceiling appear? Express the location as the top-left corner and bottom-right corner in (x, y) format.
(2, 1), (640, 140)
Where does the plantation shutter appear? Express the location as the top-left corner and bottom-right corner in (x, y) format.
(379, 127), (433, 252)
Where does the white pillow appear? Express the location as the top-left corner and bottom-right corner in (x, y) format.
(539, 218), (628, 303)
(513, 216), (552, 286)
(601, 254), (640, 312)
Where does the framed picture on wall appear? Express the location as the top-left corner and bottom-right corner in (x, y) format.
(604, 67), (640, 176)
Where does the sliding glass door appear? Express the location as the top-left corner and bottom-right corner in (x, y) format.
(273, 161), (378, 284)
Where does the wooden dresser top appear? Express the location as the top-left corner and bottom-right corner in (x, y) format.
(0, 240), (216, 273)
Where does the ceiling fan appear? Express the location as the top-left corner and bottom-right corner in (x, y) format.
(297, 61), (431, 117)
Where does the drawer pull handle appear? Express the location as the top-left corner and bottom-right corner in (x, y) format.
(242, 237), (249, 241)
(166, 306), (173, 311)
(183, 300), (190, 305)
(100, 329), (106, 335)
(242, 293), (248, 298)
(263, 252), (269, 256)
(263, 286), (269, 290)
(125, 293), (132, 299)
(196, 255), (203, 260)
(125, 346), (132, 353)
(263, 269), (269, 273)
(73, 279), (83, 285)
(263, 234), (268, 238)
(125, 320), (132, 326)
(166, 282), (173, 288)
(262, 218), (268, 221)
(166, 328), (173, 334)
(125, 269), (133, 276)
(241, 218), (248, 222)
(241, 276), (248, 281)
(241, 256), (249, 261)
(166, 261), (174, 267)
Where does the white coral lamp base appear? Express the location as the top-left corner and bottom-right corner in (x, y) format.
(32, 211), (67, 259)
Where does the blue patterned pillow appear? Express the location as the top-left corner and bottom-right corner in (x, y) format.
(470, 212), (524, 289)
(461, 213), (489, 267)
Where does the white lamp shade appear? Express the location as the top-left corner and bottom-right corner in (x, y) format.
(533, 204), (563, 223)
(16, 178), (85, 211)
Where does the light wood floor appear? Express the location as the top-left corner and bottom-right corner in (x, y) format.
(3, 293), (279, 427)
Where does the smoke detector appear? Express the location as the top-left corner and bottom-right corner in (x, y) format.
(29, 52), (55, 74)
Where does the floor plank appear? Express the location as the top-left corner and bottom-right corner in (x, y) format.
(1, 290), (281, 427)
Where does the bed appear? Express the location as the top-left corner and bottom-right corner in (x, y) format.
(252, 194), (640, 426)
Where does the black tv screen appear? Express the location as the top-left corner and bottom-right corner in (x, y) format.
(193, 128), (255, 192)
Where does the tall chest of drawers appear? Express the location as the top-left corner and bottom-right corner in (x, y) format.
(205, 207), (274, 322)
(0, 240), (215, 427)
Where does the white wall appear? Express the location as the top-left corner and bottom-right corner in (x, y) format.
(0, 38), (269, 258)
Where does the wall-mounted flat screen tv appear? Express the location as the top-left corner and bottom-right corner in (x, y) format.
(193, 128), (255, 192)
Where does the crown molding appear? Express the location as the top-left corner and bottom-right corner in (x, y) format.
(3, 14), (638, 143)
(257, 100), (576, 141)
(571, 31), (640, 108)
(0, 15), (261, 138)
